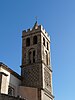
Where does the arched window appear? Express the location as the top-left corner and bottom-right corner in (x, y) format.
(33, 36), (37, 44)
(43, 37), (45, 46)
(29, 51), (31, 63)
(47, 42), (49, 50)
(26, 38), (30, 46)
(8, 86), (15, 96)
(45, 51), (48, 65)
(28, 49), (36, 64)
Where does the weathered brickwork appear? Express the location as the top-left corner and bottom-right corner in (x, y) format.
(0, 93), (25, 100)
(44, 67), (51, 92)
(22, 64), (42, 88)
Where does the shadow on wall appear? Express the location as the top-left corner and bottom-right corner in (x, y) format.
(0, 93), (26, 100)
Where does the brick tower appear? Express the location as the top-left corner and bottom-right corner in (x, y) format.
(21, 22), (54, 100)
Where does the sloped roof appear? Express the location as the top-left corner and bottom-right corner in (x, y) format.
(0, 62), (21, 80)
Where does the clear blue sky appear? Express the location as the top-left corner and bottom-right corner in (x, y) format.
(0, 0), (75, 100)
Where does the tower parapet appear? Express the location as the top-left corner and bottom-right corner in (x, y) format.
(22, 23), (50, 42)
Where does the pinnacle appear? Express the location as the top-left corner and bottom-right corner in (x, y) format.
(32, 21), (38, 29)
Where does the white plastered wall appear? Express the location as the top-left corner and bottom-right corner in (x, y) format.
(0, 66), (10, 94)
(0, 66), (21, 97)
(10, 74), (21, 97)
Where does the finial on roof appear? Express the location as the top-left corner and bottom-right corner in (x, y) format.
(32, 21), (38, 29)
(32, 16), (38, 30)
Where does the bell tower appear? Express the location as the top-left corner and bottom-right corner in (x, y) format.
(21, 22), (54, 100)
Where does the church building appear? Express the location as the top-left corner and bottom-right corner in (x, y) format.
(0, 22), (54, 100)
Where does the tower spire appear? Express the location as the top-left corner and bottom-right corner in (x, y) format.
(33, 17), (38, 29)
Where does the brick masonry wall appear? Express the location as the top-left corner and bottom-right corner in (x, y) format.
(0, 93), (25, 100)
(22, 64), (42, 88)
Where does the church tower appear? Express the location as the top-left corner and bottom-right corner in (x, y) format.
(21, 22), (54, 100)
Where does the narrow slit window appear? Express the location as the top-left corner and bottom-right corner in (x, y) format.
(33, 50), (35, 63)
(33, 36), (37, 44)
(26, 38), (30, 46)
(47, 42), (49, 50)
(45, 51), (48, 65)
(43, 37), (45, 46)
(29, 51), (31, 63)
